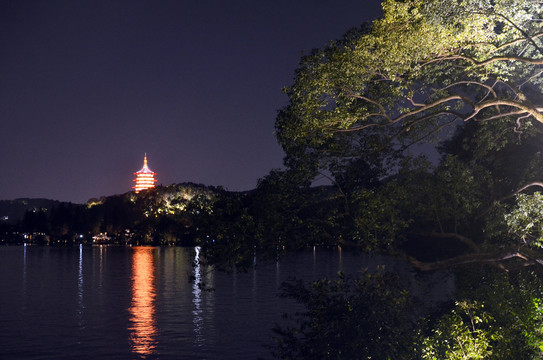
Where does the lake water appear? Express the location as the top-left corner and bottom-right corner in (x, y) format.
(0, 245), (453, 359)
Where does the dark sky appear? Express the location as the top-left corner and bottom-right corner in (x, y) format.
(0, 0), (382, 203)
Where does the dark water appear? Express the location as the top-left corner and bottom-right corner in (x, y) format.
(0, 245), (453, 359)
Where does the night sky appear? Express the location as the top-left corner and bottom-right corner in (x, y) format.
(1, 0), (382, 203)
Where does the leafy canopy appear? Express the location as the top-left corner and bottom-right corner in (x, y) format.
(277, 0), (543, 170)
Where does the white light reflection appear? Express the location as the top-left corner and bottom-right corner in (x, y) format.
(22, 243), (27, 312)
(77, 244), (85, 336)
(78, 245), (84, 302)
(192, 246), (204, 346)
(23, 243), (27, 277)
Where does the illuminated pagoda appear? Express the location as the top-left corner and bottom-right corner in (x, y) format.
(133, 153), (157, 193)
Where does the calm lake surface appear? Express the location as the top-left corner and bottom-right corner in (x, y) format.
(0, 245), (453, 359)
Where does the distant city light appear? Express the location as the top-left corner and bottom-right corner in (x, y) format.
(133, 153), (157, 193)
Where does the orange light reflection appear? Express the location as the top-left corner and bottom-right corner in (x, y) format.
(128, 247), (158, 356)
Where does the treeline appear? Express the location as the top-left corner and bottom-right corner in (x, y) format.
(0, 183), (217, 246)
(0, 180), (345, 253)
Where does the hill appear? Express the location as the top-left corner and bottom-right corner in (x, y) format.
(0, 198), (66, 224)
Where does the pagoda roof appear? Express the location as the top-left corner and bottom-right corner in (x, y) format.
(135, 153), (156, 174)
(135, 165), (156, 174)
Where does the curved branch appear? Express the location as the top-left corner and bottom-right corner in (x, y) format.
(399, 117), (459, 151)
(436, 80), (498, 100)
(474, 110), (528, 122)
(333, 122), (383, 133)
(391, 111), (463, 142)
(431, 79), (501, 112)
(405, 250), (533, 271)
(467, 99), (543, 123)
(432, 54), (543, 67)
(520, 70), (543, 88)
(451, 33), (543, 56)
(476, 182), (543, 220)
(334, 86), (543, 144)
(491, 32), (543, 53)
(338, 241), (542, 271)
(341, 93), (473, 127)
(342, 89), (390, 121)
(498, 182), (543, 202)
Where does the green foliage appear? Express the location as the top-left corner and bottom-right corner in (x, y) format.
(271, 265), (543, 360)
(525, 297), (543, 354)
(271, 271), (419, 360)
(422, 301), (498, 360)
(193, 191), (258, 272)
(195, 169), (346, 271)
(426, 155), (488, 234)
(277, 0), (543, 182)
(422, 268), (543, 360)
(348, 181), (411, 249)
(505, 192), (543, 248)
(272, 0), (543, 264)
(469, 270), (543, 359)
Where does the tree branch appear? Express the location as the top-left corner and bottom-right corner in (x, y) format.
(405, 250), (533, 271)
(497, 182), (543, 202)
(340, 93), (473, 128)
(432, 54), (543, 67)
(466, 99), (543, 123)
(475, 182), (543, 221)
(492, 11), (543, 55)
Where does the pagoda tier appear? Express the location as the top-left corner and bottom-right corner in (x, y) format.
(133, 153), (157, 193)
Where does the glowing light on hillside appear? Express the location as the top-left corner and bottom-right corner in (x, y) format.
(133, 153), (157, 193)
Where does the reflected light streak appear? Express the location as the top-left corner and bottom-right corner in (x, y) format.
(192, 246), (204, 346)
(22, 244), (27, 312)
(78, 244), (83, 303)
(23, 243), (27, 279)
(128, 247), (158, 356)
(77, 244), (85, 333)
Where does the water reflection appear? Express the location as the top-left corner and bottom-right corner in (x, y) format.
(77, 244), (85, 334)
(78, 245), (84, 305)
(192, 246), (204, 346)
(22, 243), (27, 312)
(128, 247), (158, 357)
(22, 243), (27, 281)
(94, 245), (106, 295)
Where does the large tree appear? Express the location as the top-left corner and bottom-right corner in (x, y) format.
(277, 0), (543, 171)
(269, 2), (543, 356)
(276, 0), (543, 267)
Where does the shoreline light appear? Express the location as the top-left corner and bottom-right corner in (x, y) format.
(133, 153), (157, 193)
